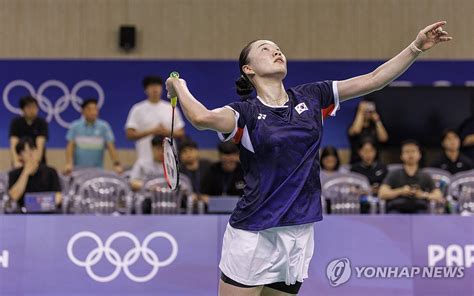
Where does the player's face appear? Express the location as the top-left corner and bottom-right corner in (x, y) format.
(145, 84), (163, 101)
(22, 103), (38, 120)
(442, 132), (460, 151)
(82, 103), (99, 122)
(153, 145), (164, 163)
(180, 147), (198, 165)
(401, 144), (421, 165)
(244, 40), (287, 80)
(359, 143), (376, 164)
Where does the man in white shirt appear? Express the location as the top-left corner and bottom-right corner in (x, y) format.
(125, 76), (185, 161)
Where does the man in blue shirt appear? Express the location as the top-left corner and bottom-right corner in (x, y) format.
(65, 98), (122, 174)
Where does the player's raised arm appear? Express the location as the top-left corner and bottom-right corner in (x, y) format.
(165, 77), (236, 134)
(337, 21), (452, 101)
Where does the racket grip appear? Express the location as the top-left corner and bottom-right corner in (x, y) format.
(170, 71), (180, 107)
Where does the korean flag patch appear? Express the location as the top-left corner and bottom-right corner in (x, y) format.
(295, 102), (308, 114)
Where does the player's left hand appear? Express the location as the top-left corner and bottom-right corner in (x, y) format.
(413, 21), (452, 52)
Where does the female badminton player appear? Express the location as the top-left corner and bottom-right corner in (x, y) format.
(166, 21), (451, 296)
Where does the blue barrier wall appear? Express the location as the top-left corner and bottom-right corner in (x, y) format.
(0, 60), (473, 149)
(0, 215), (472, 295)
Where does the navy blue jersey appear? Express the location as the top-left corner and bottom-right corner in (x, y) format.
(218, 80), (339, 231)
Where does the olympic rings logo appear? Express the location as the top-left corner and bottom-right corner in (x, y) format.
(2, 80), (104, 128)
(67, 231), (178, 283)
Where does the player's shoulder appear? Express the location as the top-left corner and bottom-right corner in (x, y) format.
(289, 80), (332, 96)
(226, 97), (259, 110)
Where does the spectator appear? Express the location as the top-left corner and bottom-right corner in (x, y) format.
(350, 139), (388, 195)
(379, 140), (443, 214)
(8, 137), (61, 210)
(320, 146), (342, 179)
(348, 99), (388, 164)
(179, 137), (212, 194)
(129, 135), (166, 191)
(125, 76), (185, 162)
(201, 141), (245, 200)
(431, 129), (472, 174)
(9, 95), (48, 167)
(65, 98), (122, 174)
(458, 115), (474, 162)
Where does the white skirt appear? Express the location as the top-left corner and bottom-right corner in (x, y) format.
(219, 222), (315, 286)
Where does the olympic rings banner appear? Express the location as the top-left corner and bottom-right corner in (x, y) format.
(0, 60), (473, 149)
(0, 215), (472, 295)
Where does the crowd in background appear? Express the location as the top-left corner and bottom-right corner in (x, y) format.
(4, 75), (245, 214)
(321, 98), (474, 214)
(4, 76), (474, 215)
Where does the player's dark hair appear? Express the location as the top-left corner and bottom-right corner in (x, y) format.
(19, 95), (38, 109)
(320, 146), (340, 171)
(81, 98), (98, 109)
(235, 40), (258, 100)
(15, 137), (36, 155)
(142, 76), (163, 89)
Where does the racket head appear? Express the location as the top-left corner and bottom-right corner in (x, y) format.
(162, 137), (180, 190)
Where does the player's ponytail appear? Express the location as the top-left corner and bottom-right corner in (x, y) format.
(236, 40), (258, 100)
(235, 76), (253, 98)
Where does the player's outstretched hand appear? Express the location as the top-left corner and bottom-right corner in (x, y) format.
(413, 21), (452, 52)
(165, 77), (187, 99)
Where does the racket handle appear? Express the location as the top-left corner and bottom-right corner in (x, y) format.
(169, 71), (180, 107)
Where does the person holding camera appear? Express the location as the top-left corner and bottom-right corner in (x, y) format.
(379, 140), (443, 214)
(348, 99), (389, 164)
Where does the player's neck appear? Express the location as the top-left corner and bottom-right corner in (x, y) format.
(254, 78), (287, 106)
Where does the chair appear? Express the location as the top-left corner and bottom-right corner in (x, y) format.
(387, 164), (403, 173)
(422, 167), (451, 214)
(321, 172), (374, 214)
(0, 172), (10, 214)
(62, 168), (119, 213)
(71, 176), (132, 215)
(422, 167), (451, 195)
(136, 175), (193, 215)
(447, 170), (474, 214)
